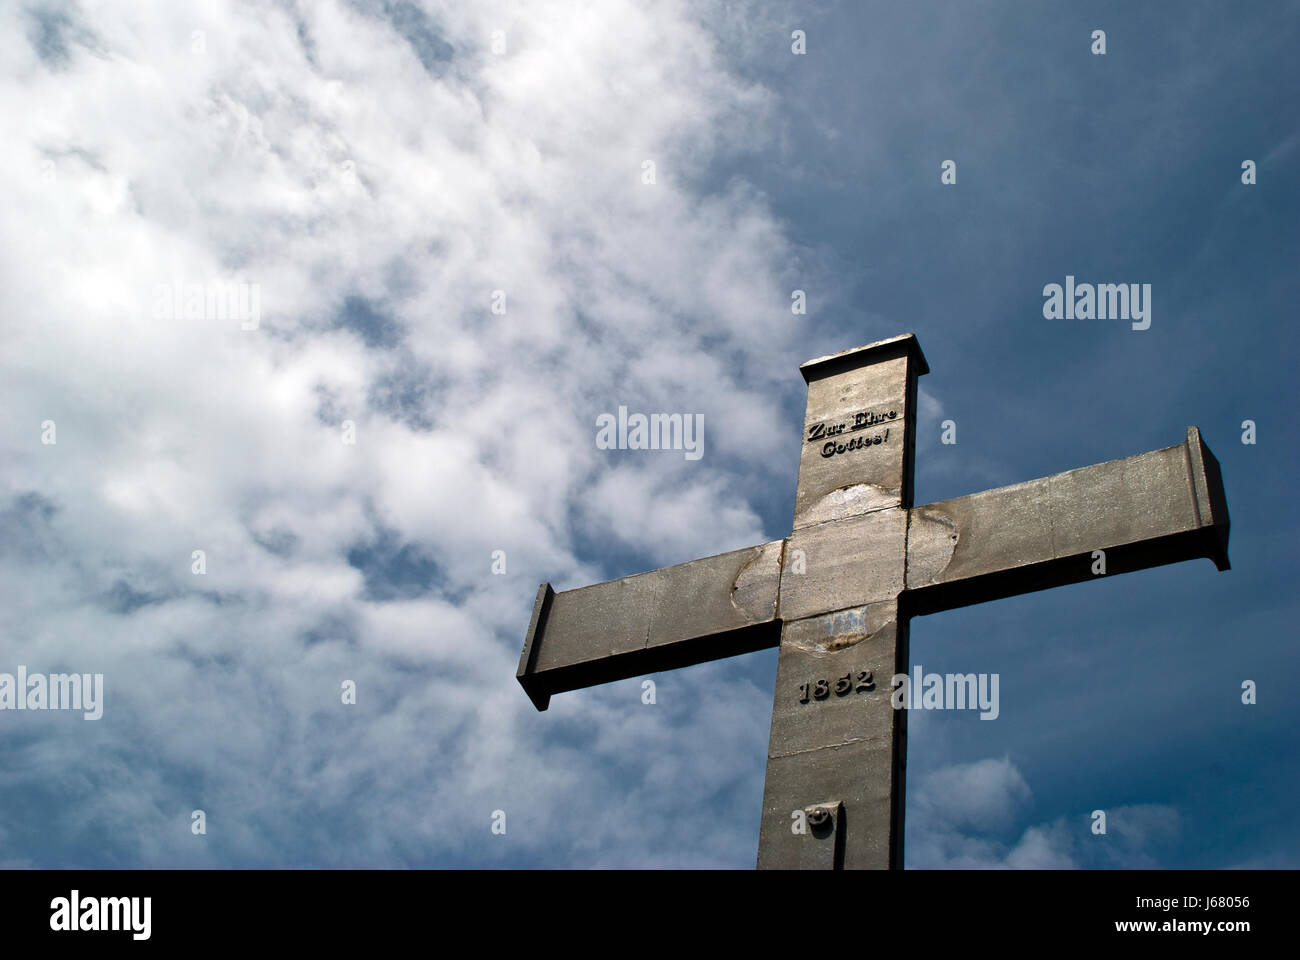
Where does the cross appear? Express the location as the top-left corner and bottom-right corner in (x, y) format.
(517, 334), (1230, 869)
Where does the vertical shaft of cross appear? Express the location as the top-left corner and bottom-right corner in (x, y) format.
(757, 335), (928, 869)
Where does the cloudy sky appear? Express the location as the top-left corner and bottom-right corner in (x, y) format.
(2, 0), (1296, 868)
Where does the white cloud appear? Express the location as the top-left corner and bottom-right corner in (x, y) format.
(917, 755), (1031, 831)
(0, 0), (813, 866)
(909, 757), (1182, 869)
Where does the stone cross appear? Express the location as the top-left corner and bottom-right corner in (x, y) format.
(517, 334), (1230, 869)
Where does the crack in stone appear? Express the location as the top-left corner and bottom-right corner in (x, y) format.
(904, 507), (957, 587)
(644, 576), (657, 649)
(799, 481), (897, 528)
(769, 736), (880, 760)
(730, 541), (780, 620)
(783, 604), (898, 654)
(786, 618), (895, 654)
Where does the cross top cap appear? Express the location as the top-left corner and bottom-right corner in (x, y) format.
(800, 333), (930, 383)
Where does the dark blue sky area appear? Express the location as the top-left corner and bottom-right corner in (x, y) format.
(690, 1), (1299, 867)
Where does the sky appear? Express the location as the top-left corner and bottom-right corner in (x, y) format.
(1, 0), (1297, 868)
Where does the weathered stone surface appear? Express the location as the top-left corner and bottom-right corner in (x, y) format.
(765, 604), (900, 760)
(780, 508), (907, 621)
(517, 332), (1230, 871)
(907, 477), (1056, 589)
(791, 801), (845, 869)
(758, 599), (907, 870)
(904, 429), (1232, 614)
(758, 738), (899, 870)
(792, 335), (928, 529)
(1185, 426), (1231, 567)
(518, 540), (783, 710)
(533, 570), (658, 669)
(797, 479), (902, 528)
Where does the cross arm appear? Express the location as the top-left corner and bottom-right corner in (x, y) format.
(904, 426), (1230, 616)
(517, 540), (785, 710)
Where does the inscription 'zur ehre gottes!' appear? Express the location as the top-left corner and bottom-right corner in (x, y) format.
(807, 408), (897, 459)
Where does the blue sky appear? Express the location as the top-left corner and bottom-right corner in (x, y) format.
(1, 0), (1296, 868)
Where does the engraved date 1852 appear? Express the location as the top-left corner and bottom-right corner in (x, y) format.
(798, 670), (875, 703)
